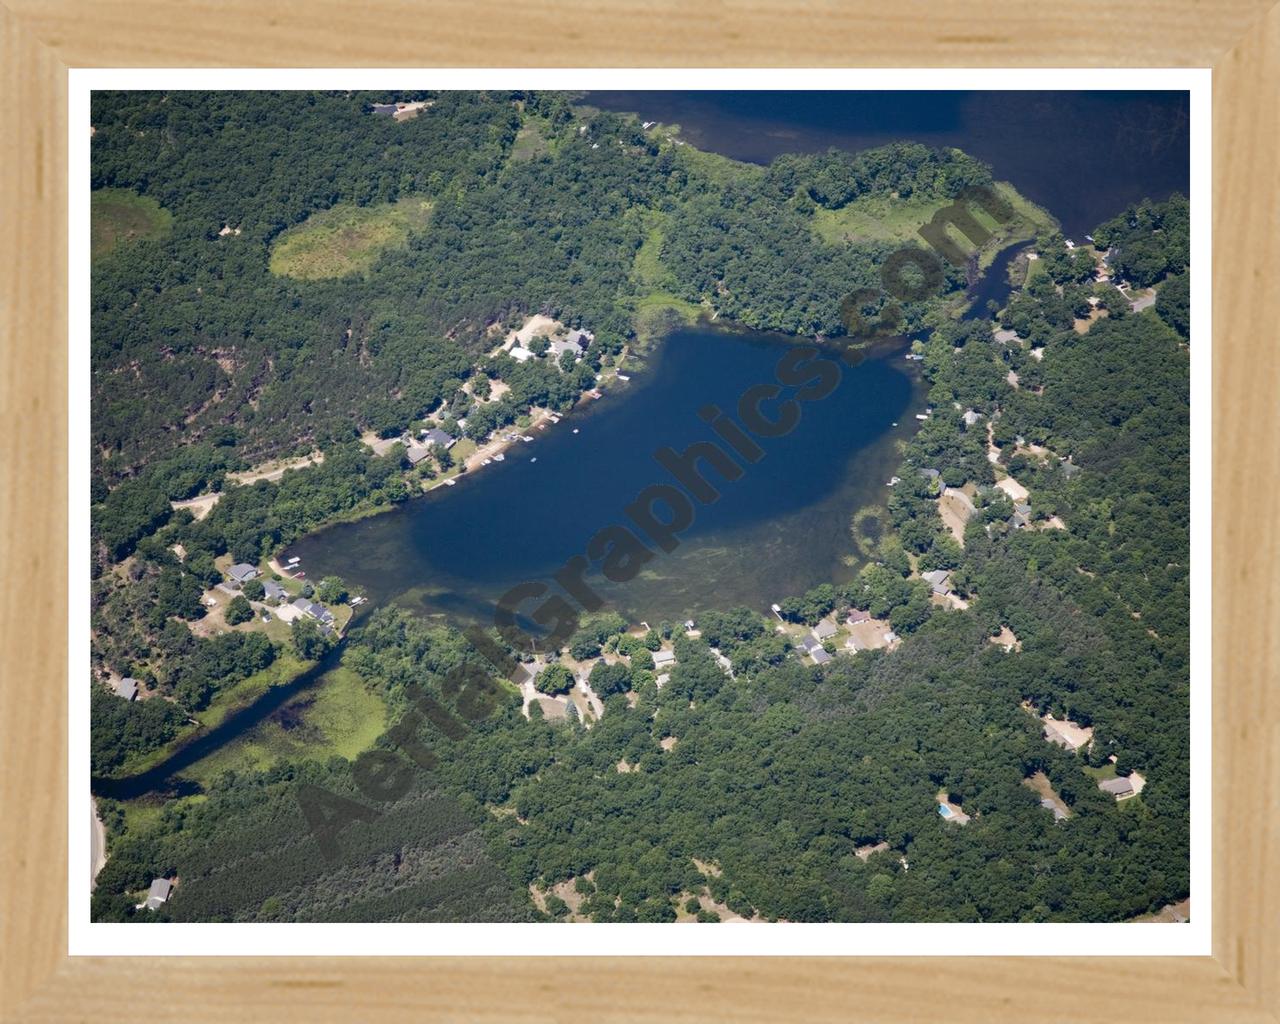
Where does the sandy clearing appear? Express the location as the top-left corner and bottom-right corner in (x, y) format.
(845, 618), (895, 652)
(989, 625), (1021, 651)
(660, 736), (678, 751)
(938, 489), (975, 544)
(1023, 771), (1071, 820)
(1042, 515), (1067, 530)
(1006, 368), (1020, 389)
(505, 313), (562, 347)
(171, 492), (223, 521)
(854, 841), (890, 862)
(1042, 713), (1093, 751)
(1129, 898), (1190, 923)
(361, 431), (403, 457)
(227, 451), (324, 485)
(995, 476), (1030, 503)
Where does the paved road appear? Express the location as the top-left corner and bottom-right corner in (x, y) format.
(90, 796), (106, 890)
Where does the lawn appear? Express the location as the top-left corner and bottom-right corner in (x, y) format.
(91, 188), (172, 259)
(269, 196), (434, 279)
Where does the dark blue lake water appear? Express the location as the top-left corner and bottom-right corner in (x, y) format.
(588, 90), (1190, 238)
(287, 330), (922, 625)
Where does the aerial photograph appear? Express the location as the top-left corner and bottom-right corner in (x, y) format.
(88, 89), (1191, 925)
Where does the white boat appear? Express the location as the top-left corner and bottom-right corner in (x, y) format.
(530, 457), (537, 463)
(572, 428), (579, 434)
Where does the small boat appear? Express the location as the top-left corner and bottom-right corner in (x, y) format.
(482, 458), (492, 466)
(444, 478), (456, 486)
(530, 457), (537, 463)
(493, 453), (505, 462)
(572, 428), (579, 434)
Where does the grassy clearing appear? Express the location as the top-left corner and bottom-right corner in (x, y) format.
(510, 118), (552, 162)
(810, 194), (950, 247)
(91, 188), (172, 259)
(269, 196), (434, 280)
(674, 143), (764, 189)
(179, 664), (385, 787)
(809, 181), (1056, 269)
(627, 208), (703, 344)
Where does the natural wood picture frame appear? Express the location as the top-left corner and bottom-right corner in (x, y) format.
(1, 2), (1276, 1020)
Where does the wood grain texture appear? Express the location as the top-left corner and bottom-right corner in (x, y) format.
(0, 1), (1276, 1020)
(2, 0), (1277, 67)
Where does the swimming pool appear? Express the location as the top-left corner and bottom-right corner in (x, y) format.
(938, 804), (953, 818)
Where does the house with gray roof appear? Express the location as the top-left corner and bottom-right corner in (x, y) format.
(547, 338), (584, 361)
(261, 579), (286, 602)
(921, 569), (953, 596)
(800, 636), (833, 665)
(813, 618), (839, 641)
(421, 427), (456, 450)
(405, 445), (433, 466)
(144, 877), (173, 910)
(1099, 775), (1136, 799)
(227, 563), (259, 585)
(652, 648), (676, 668)
(292, 597), (335, 625)
(114, 677), (139, 701)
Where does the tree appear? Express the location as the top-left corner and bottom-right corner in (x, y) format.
(291, 617), (329, 660)
(241, 578), (265, 601)
(225, 594), (254, 625)
(316, 575), (348, 604)
(535, 663), (574, 695)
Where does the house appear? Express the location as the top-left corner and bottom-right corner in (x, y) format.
(1099, 776), (1136, 799)
(508, 345), (535, 363)
(800, 636), (832, 665)
(405, 445), (433, 466)
(114, 677), (139, 701)
(292, 597), (335, 625)
(813, 618), (839, 641)
(993, 328), (1021, 344)
(846, 608), (871, 626)
(1041, 797), (1070, 823)
(962, 409), (983, 427)
(566, 328), (594, 347)
(921, 569), (953, 596)
(548, 337), (585, 361)
(1042, 714), (1093, 752)
(227, 563), (259, 585)
(370, 103), (398, 115)
(1011, 501), (1033, 529)
(1061, 460), (1082, 480)
(144, 878), (172, 910)
(421, 428), (456, 450)
(261, 580), (286, 602)
(652, 648), (676, 668)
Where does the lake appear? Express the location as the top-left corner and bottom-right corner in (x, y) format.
(286, 329), (925, 628)
(587, 90), (1190, 238)
(288, 89), (1191, 629)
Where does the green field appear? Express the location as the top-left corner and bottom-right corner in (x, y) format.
(809, 181), (1056, 268)
(269, 197), (434, 279)
(178, 664), (386, 787)
(628, 208), (703, 342)
(91, 188), (172, 259)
